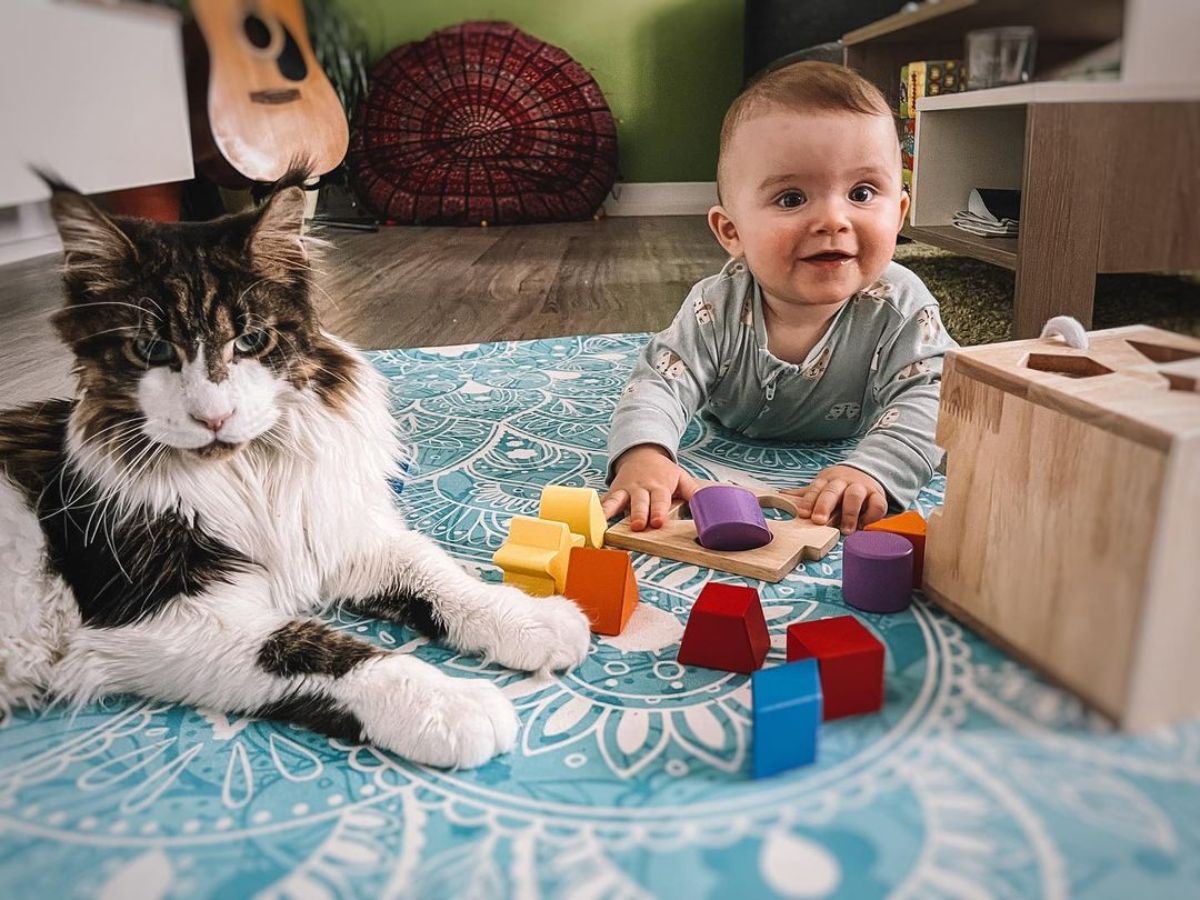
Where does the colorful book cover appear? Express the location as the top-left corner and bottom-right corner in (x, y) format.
(900, 117), (915, 173)
(899, 64), (910, 118)
(907, 59), (965, 112)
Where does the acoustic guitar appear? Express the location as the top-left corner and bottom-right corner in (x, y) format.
(186, 0), (349, 187)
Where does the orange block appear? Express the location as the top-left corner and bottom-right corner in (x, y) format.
(563, 547), (639, 636)
(865, 510), (927, 587)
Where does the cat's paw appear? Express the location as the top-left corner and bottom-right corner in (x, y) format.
(479, 587), (592, 673)
(351, 656), (518, 769)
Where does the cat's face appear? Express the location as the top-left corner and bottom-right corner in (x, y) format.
(49, 186), (355, 464)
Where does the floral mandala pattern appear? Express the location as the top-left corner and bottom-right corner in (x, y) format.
(2, 334), (1199, 899)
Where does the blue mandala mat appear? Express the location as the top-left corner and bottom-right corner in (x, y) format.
(3, 334), (1198, 899)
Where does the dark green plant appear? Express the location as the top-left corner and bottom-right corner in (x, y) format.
(304, 0), (371, 122)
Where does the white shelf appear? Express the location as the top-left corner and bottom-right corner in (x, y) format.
(918, 79), (1200, 111)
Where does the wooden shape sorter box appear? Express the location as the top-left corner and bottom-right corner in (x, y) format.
(923, 325), (1200, 731)
(605, 483), (840, 583)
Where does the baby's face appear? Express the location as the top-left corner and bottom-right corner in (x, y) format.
(713, 107), (909, 309)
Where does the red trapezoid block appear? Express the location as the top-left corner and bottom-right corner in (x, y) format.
(677, 582), (770, 674)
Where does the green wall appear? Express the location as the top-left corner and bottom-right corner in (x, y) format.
(335, 0), (744, 183)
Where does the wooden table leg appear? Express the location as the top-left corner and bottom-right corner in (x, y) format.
(1012, 103), (1109, 338)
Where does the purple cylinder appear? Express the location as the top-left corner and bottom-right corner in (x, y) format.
(842, 531), (914, 614)
(689, 485), (772, 551)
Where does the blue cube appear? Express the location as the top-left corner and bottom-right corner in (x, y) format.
(751, 658), (822, 778)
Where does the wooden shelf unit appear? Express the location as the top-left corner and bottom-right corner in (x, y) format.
(902, 225), (1018, 270)
(844, 0), (1200, 337)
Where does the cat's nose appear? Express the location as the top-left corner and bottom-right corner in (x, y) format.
(191, 411), (234, 433)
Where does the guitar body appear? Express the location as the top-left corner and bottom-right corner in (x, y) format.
(187, 0), (349, 187)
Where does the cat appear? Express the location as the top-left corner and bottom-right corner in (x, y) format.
(0, 178), (591, 769)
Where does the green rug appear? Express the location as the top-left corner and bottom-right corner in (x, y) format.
(894, 242), (1200, 346)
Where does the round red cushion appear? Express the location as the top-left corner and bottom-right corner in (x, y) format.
(350, 22), (619, 226)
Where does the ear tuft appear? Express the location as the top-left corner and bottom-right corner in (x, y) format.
(49, 188), (137, 291)
(248, 186), (309, 281)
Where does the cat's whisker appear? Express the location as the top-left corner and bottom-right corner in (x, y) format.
(49, 300), (164, 321)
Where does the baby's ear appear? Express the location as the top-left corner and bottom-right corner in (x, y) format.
(707, 205), (742, 258)
(897, 189), (911, 232)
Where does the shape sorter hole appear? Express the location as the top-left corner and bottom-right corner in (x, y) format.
(762, 507), (794, 522)
(1162, 372), (1199, 393)
(1025, 352), (1114, 379)
(1126, 340), (1200, 365)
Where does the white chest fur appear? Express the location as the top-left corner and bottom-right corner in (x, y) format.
(74, 355), (408, 615)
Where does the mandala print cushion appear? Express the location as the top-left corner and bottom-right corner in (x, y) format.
(350, 21), (619, 226)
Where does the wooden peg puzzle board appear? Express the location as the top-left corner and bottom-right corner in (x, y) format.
(605, 483), (840, 583)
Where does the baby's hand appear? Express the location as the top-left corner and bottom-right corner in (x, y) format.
(601, 445), (699, 531)
(783, 465), (887, 534)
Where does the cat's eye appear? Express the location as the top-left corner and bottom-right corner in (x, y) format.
(234, 329), (273, 355)
(131, 336), (176, 366)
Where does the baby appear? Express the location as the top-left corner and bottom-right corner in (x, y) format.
(602, 61), (958, 534)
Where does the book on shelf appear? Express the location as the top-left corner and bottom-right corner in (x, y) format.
(900, 118), (915, 190)
(900, 59), (966, 117)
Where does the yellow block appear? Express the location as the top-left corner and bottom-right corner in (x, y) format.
(538, 485), (607, 549)
(492, 516), (573, 596)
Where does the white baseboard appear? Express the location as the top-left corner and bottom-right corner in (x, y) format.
(603, 182), (717, 217)
(0, 233), (60, 266)
(0, 201), (60, 266)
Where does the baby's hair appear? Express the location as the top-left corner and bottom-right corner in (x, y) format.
(717, 61), (895, 200)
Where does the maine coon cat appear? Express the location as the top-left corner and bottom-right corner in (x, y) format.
(0, 180), (590, 768)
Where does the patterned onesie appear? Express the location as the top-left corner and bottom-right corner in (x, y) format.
(608, 258), (959, 509)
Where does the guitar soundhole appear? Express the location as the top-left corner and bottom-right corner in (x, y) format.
(277, 28), (308, 81)
(242, 15), (272, 50)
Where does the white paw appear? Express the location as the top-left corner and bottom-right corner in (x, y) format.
(349, 655), (518, 769)
(471, 586), (592, 673)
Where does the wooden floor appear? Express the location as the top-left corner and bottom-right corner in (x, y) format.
(0, 216), (725, 406)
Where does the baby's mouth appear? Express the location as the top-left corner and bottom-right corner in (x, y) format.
(801, 250), (855, 267)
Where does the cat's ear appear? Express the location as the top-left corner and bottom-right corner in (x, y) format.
(49, 186), (138, 294)
(248, 186), (308, 282)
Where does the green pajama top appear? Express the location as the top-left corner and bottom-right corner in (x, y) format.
(607, 258), (959, 510)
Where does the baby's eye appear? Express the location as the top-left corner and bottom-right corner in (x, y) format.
(849, 185), (877, 203)
(775, 190), (806, 209)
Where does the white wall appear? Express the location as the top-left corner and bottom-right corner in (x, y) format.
(0, 0), (193, 262)
(1122, 0), (1200, 84)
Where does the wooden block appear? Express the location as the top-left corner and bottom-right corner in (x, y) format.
(539, 485), (607, 548)
(564, 547), (639, 636)
(924, 324), (1200, 730)
(752, 659), (822, 778)
(842, 531), (914, 614)
(677, 583), (770, 673)
(605, 482), (840, 583)
(864, 509), (926, 587)
(786, 616), (884, 720)
(492, 516), (573, 597)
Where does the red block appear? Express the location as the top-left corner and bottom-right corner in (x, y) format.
(786, 615), (884, 720)
(677, 583), (770, 673)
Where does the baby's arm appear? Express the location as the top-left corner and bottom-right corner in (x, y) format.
(604, 281), (726, 528)
(837, 304), (957, 512)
